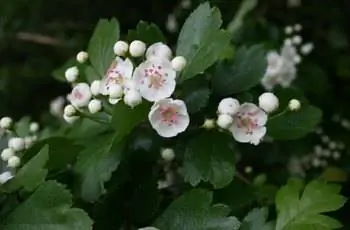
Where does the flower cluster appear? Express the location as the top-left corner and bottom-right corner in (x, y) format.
(62, 40), (190, 138)
(0, 117), (39, 184)
(261, 23), (314, 91)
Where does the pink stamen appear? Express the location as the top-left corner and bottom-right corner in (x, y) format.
(159, 106), (179, 126)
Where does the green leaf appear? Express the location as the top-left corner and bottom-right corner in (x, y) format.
(87, 18), (119, 77)
(176, 2), (231, 82)
(155, 189), (241, 230)
(240, 208), (275, 230)
(275, 179), (347, 230)
(111, 102), (150, 143)
(1, 181), (93, 230)
(181, 131), (236, 189)
(227, 0), (258, 35)
(14, 116), (31, 137)
(2, 146), (49, 193)
(85, 65), (100, 82)
(182, 87), (210, 113)
(267, 105), (322, 140)
(212, 45), (267, 96)
(127, 21), (166, 45)
(74, 133), (125, 202)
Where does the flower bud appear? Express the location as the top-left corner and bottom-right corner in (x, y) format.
(88, 99), (102, 114)
(90, 80), (101, 96)
(202, 118), (215, 129)
(129, 40), (146, 57)
(0, 117), (12, 129)
(65, 66), (79, 83)
(258, 92), (279, 113)
(9, 137), (25, 151)
(124, 90), (142, 108)
(63, 114), (79, 124)
(76, 51), (88, 63)
(1, 148), (14, 161)
(113, 41), (129, 56)
(216, 114), (233, 129)
(109, 84), (123, 99)
(161, 148), (175, 162)
(292, 35), (302, 45)
(8, 156), (20, 168)
(171, 56), (187, 72)
(29, 122), (39, 133)
(288, 99), (301, 111)
(284, 26), (293, 34)
(218, 98), (240, 116)
(64, 104), (76, 117)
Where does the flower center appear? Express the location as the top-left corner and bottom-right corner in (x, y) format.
(160, 106), (178, 126)
(143, 64), (168, 89)
(73, 89), (83, 100)
(236, 112), (258, 135)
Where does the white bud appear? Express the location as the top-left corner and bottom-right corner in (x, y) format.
(124, 90), (142, 108)
(216, 114), (233, 129)
(245, 166), (253, 173)
(76, 51), (88, 63)
(161, 148), (175, 162)
(301, 43), (314, 55)
(284, 38), (292, 46)
(321, 135), (330, 144)
(113, 41), (129, 56)
(146, 42), (172, 60)
(166, 14), (178, 33)
(29, 122), (39, 133)
(0, 117), (13, 129)
(24, 136), (34, 149)
(171, 56), (187, 72)
(9, 137), (25, 152)
(123, 79), (137, 92)
(90, 80), (101, 96)
(1, 148), (15, 161)
(258, 92), (279, 113)
(65, 66), (79, 83)
(293, 54), (302, 64)
(288, 99), (301, 111)
(218, 98), (240, 116)
(63, 114), (79, 124)
(129, 40), (146, 57)
(285, 26), (293, 34)
(312, 158), (321, 167)
(64, 104), (76, 117)
(328, 141), (337, 150)
(109, 84), (123, 99)
(333, 151), (341, 160)
(88, 99), (102, 114)
(0, 171), (14, 184)
(202, 119), (215, 129)
(294, 24), (302, 32)
(292, 35), (302, 45)
(8, 156), (20, 168)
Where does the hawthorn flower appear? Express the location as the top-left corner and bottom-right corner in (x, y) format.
(0, 171), (13, 184)
(229, 103), (268, 145)
(100, 57), (134, 95)
(148, 99), (190, 138)
(133, 58), (176, 102)
(69, 83), (92, 108)
(146, 42), (172, 60)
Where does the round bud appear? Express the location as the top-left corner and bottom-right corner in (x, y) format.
(109, 84), (123, 99)
(90, 80), (101, 96)
(1, 148), (15, 161)
(0, 117), (13, 129)
(216, 114), (233, 129)
(293, 54), (302, 64)
(88, 99), (102, 114)
(202, 119), (215, 129)
(9, 137), (25, 152)
(284, 26), (293, 35)
(76, 51), (89, 63)
(161, 148), (175, 162)
(294, 24), (302, 32)
(8, 156), (20, 168)
(292, 35), (302, 45)
(63, 114), (79, 124)
(24, 136), (34, 149)
(258, 92), (279, 113)
(171, 56), (187, 72)
(284, 38), (292, 46)
(129, 40), (146, 57)
(245, 166), (253, 174)
(29, 122), (39, 133)
(288, 99), (301, 111)
(113, 41), (129, 56)
(64, 104), (76, 117)
(65, 66), (79, 83)
(217, 98), (240, 116)
(146, 42), (172, 60)
(124, 90), (142, 108)
(301, 43), (314, 55)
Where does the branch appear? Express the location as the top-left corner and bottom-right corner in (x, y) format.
(16, 32), (66, 46)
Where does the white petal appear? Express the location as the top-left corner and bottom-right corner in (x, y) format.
(108, 98), (121, 105)
(230, 125), (251, 143)
(0, 171), (14, 184)
(238, 103), (268, 126)
(249, 127), (267, 145)
(146, 42), (172, 60)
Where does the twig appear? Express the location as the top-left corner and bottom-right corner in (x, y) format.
(16, 32), (65, 46)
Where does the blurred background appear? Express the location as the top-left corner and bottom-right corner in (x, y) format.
(1, 0), (350, 226)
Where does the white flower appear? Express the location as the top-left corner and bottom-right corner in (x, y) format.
(288, 99), (301, 111)
(0, 117), (12, 129)
(146, 42), (172, 60)
(1, 148), (15, 161)
(100, 57), (133, 95)
(8, 155), (20, 168)
(217, 98), (240, 116)
(202, 118), (215, 129)
(301, 43), (314, 55)
(64, 104), (76, 117)
(294, 24), (302, 32)
(76, 51), (88, 63)
(90, 80), (101, 96)
(124, 90), (142, 108)
(113, 41), (129, 56)
(88, 99), (102, 114)
(50, 96), (65, 117)
(9, 137), (25, 151)
(229, 103), (268, 145)
(258, 92), (279, 113)
(284, 26), (293, 35)
(109, 84), (123, 99)
(161, 148), (175, 161)
(133, 58), (176, 102)
(171, 56), (187, 72)
(265, 52), (285, 77)
(148, 99), (190, 138)
(69, 83), (92, 108)
(129, 40), (146, 57)
(216, 114), (233, 129)
(65, 66), (79, 83)
(281, 44), (298, 61)
(29, 122), (39, 133)
(0, 171), (14, 184)
(63, 114), (79, 124)
(166, 14), (178, 33)
(292, 35), (302, 45)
